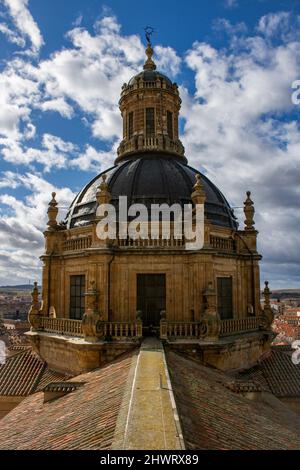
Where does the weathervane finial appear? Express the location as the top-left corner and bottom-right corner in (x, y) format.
(143, 26), (156, 71)
(144, 26), (155, 46)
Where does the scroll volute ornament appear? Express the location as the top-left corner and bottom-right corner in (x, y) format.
(200, 281), (221, 341)
(28, 282), (41, 330)
(244, 191), (255, 231)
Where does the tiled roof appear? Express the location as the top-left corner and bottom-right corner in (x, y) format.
(167, 351), (300, 450)
(0, 349), (45, 396)
(0, 348), (67, 396)
(259, 347), (300, 397)
(0, 352), (134, 450)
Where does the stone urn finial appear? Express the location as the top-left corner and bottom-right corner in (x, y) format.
(244, 190), (255, 231)
(28, 282), (41, 330)
(96, 174), (111, 206)
(47, 192), (58, 229)
(191, 174), (206, 206)
(260, 281), (274, 330)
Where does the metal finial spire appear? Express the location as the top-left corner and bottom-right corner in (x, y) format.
(143, 26), (156, 71)
(144, 26), (155, 46)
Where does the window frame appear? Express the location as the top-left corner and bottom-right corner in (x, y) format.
(145, 107), (155, 138)
(167, 110), (173, 139)
(128, 111), (134, 139)
(217, 276), (233, 320)
(69, 275), (86, 320)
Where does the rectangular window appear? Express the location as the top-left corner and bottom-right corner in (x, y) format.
(167, 111), (173, 139)
(146, 107), (155, 137)
(70, 275), (85, 320)
(217, 277), (233, 320)
(128, 111), (134, 138)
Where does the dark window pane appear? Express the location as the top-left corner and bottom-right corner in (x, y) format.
(70, 275), (85, 319)
(128, 111), (134, 138)
(146, 108), (155, 137)
(217, 277), (233, 320)
(167, 111), (173, 139)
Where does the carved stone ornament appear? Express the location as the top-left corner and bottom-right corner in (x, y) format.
(47, 192), (58, 229)
(260, 281), (274, 329)
(82, 280), (101, 341)
(28, 282), (41, 330)
(244, 191), (255, 231)
(200, 281), (221, 341)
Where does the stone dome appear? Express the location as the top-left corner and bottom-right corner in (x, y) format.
(128, 69), (173, 87)
(65, 154), (238, 230)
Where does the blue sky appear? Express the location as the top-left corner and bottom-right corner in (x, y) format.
(0, 0), (299, 288)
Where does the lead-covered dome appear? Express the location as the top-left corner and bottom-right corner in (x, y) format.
(65, 154), (237, 230)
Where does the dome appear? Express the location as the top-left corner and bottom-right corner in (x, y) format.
(65, 154), (238, 230)
(128, 70), (173, 87)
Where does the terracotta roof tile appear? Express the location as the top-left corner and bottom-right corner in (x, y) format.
(167, 351), (300, 450)
(0, 348), (68, 396)
(0, 352), (134, 450)
(259, 347), (300, 397)
(0, 349), (45, 396)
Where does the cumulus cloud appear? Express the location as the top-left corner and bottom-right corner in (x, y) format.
(0, 22), (25, 46)
(0, 134), (78, 171)
(181, 12), (300, 287)
(0, 172), (75, 284)
(2, 0), (44, 54)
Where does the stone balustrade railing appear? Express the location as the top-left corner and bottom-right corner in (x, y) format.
(210, 235), (235, 252)
(63, 236), (92, 252)
(220, 316), (261, 336)
(39, 317), (84, 337)
(117, 135), (184, 159)
(36, 316), (142, 340)
(160, 316), (261, 340)
(116, 236), (185, 249)
(35, 315), (261, 341)
(98, 321), (142, 339)
(160, 321), (201, 339)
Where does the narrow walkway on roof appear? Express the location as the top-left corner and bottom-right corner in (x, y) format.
(112, 337), (184, 450)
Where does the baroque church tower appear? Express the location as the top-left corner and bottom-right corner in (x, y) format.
(27, 38), (274, 376)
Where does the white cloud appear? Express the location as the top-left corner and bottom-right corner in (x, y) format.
(70, 143), (116, 172)
(0, 171), (75, 284)
(0, 22), (25, 46)
(182, 16), (300, 287)
(3, 0), (44, 54)
(224, 0), (238, 9)
(213, 18), (247, 36)
(257, 11), (290, 38)
(0, 134), (78, 171)
(39, 98), (74, 119)
(154, 45), (181, 77)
